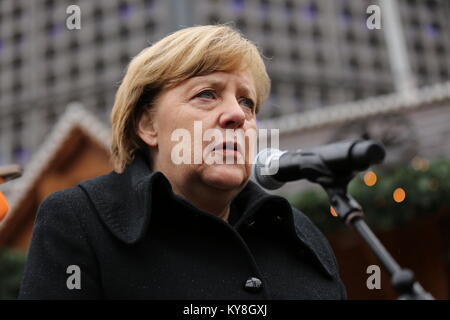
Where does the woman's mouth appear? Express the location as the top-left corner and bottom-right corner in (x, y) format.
(212, 141), (242, 157)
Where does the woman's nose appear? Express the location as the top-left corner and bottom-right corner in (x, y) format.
(218, 97), (246, 129)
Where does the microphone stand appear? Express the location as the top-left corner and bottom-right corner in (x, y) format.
(0, 164), (22, 184)
(0, 164), (22, 221)
(320, 174), (434, 300)
(255, 139), (434, 298)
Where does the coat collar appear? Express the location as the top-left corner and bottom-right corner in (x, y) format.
(78, 152), (336, 278)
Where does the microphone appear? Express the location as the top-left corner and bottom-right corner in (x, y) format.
(0, 164), (22, 183)
(253, 139), (385, 190)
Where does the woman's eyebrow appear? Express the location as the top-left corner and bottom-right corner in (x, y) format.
(187, 76), (256, 99)
(192, 78), (226, 88)
(186, 78), (226, 93)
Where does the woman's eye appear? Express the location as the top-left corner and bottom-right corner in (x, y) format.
(240, 97), (255, 109)
(196, 90), (216, 99)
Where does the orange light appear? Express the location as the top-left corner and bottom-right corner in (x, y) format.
(0, 192), (9, 221)
(363, 171), (377, 187)
(330, 206), (338, 217)
(393, 188), (406, 203)
(411, 157), (429, 171)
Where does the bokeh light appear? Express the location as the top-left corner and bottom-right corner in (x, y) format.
(363, 171), (377, 186)
(411, 156), (430, 171)
(0, 192), (9, 221)
(330, 206), (338, 217)
(393, 187), (406, 203)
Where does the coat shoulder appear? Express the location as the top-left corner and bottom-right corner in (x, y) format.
(38, 187), (92, 220)
(36, 185), (104, 239)
(20, 187), (103, 299)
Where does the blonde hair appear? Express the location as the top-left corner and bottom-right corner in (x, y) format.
(110, 24), (270, 173)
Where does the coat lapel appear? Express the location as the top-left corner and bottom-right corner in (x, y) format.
(78, 152), (172, 244)
(78, 152), (335, 278)
(232, 182), (336, 278)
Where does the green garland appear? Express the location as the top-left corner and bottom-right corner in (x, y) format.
(289, 158), (450, 233)
(0, 248), (26, 299)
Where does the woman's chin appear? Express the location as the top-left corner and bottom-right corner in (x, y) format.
(201, 165), (248, 190)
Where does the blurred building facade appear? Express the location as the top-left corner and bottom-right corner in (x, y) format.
(0, 0), (449, 167)
(1, 0), (450, 300)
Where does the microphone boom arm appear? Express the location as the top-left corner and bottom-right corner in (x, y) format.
(254, 139), (436, 298)
(318, 166), (434, 300)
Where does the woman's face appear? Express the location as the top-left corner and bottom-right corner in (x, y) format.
(139, 70), (258, 194)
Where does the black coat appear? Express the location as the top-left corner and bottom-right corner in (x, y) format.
(19, 152), (346, 299)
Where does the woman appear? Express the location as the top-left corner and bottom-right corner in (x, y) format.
(19, 25), (346, 299)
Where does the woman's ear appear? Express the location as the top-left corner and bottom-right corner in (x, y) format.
(137, 110), (158, 147)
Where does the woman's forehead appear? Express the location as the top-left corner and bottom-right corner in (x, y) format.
(184, 71), (256, 93)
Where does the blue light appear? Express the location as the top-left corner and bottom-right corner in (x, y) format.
(301, 4), (317, 20)
(119, 3), (132, 19)
(50, 23), (63, 38)
(231, 0), (245, 13)
(340, 9), (352, 25)
(14, 147), (28, 166)
(425, 22), (440, 38)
